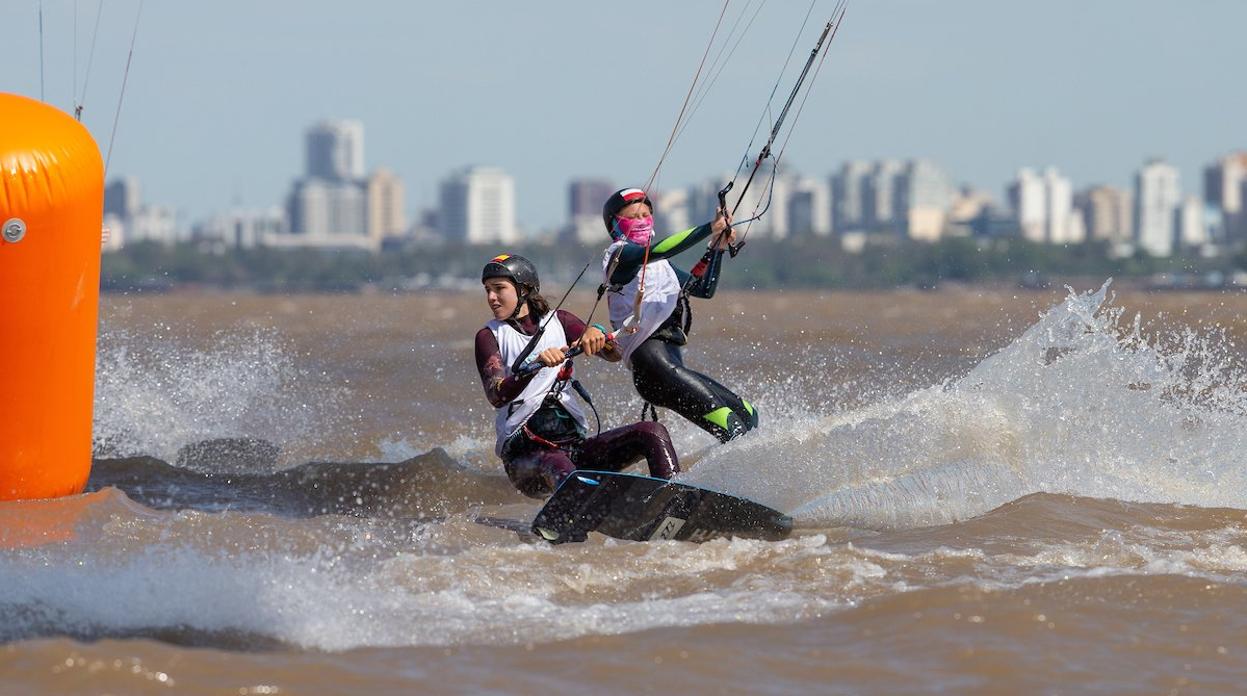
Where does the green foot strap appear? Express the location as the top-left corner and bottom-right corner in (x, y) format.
(703, 407), (734, 431)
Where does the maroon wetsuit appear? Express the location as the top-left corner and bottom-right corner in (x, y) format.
(475, 310), (679, 498)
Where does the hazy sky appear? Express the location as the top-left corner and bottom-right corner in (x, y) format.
(3, 1), (1243, 232)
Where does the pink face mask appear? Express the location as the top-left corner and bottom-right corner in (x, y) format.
(615, 215), (654, 244)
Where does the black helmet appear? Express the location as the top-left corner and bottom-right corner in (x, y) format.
(481, 253), (540, 291)
(602, 187), (654, 238)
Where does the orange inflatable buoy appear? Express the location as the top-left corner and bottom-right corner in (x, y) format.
(0, 93), (104, 501)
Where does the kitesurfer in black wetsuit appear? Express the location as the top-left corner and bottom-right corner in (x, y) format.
(474, 254), (679, 498)
(600, 188), (759, 443)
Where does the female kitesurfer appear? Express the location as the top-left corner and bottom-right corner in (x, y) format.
(475, 253), (680, 498)
(600, 188), (758, 443)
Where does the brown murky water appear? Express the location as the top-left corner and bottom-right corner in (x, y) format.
(4, 284), (1247, 693)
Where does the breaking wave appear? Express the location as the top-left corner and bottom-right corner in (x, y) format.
(684, 281), (1247, 528)
(93, 327), (344, 470)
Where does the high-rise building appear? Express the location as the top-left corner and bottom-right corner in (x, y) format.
(757, 171), (795, 239)
(1043, 168), (1080, 244)
(367, 168), (407, 243)
(1177, 194), (1207, 249)
(104, 177), (141, 220)
(831, 160), (872, 234)
(1134, 158), (1181, 257)
(788, 176), (833, 237)
(305, 120), (365, 182)
(1074, 185), (1133, 245)
(1204, 152), (1247, 244)
(102, 177), (141, 250)
(865, 160), (904, 231)
(1203, 152), (1247, 215)
(1009, 168), (1046, 243)
(439, 166), (518, 245)
(328, 182), (367, 237)
(1241, 177), (1247, 240)
(287, 178), (367, 237)
(285, 119), (371, 241)
(287, 179), (331, 237)
(1009, 167), (1079, 243)
(568, 178), (615, 243)
(897, 159), (954, 241)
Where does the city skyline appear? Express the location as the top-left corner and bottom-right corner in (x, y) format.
(103, 135), (1246, 262)
(3, 1), (1243, 232)
(95, 131), (1245, 244)
(99, 113), (1244, 248)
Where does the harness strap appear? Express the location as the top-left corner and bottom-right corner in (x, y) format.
(523, 424), (564, 450)
(680, 292), (693, 336)
(641, 402), (660, 422)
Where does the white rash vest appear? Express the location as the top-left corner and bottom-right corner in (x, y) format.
(486, 314), (589, 456)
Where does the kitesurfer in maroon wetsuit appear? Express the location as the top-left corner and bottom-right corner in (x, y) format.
(474, 254), (679, 498)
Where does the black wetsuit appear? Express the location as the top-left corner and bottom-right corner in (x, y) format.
(608, 223), (759, 443)
(475, 310), (679, 498)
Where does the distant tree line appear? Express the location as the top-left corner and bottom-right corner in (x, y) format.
(100, 237), (1245, 293)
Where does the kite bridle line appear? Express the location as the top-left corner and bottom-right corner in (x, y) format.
(697, 0), (848, 277)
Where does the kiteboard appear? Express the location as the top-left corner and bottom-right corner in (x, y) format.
(531, 470), (792, 544)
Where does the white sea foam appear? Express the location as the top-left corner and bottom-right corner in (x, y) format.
(372, 435), (428, 463)
(93, 327), (343, 468)
(684, 281), (1247, 528)
(0, 500), (848, 650)
(3, 487), (1241, 651)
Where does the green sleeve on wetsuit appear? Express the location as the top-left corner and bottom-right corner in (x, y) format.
(610, 222), (714, 286)
(651, 223), (713, 257)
